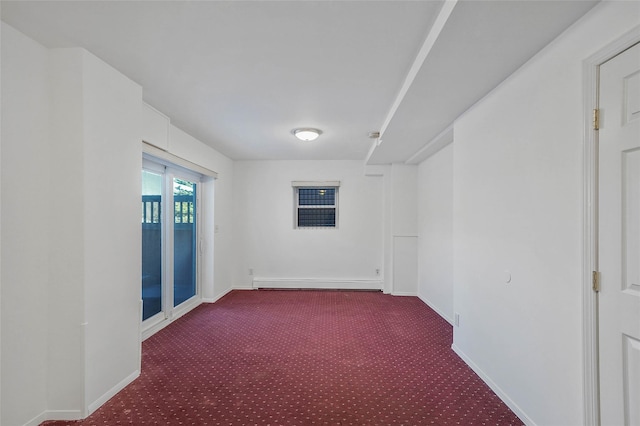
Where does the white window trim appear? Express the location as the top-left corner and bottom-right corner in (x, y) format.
(292, 182), (340, 229)
(291, 180), (340, 188)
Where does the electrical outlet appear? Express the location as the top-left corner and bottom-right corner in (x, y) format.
(248, 268), (254, 276)
(375, 268), (380, 276)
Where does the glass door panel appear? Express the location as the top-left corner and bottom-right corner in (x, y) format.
(142, 170), (163, 321)
(173, 178), (197, 307)
(142, 159), (202, 336)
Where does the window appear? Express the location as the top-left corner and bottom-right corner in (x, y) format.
(293, 181), (340, 228)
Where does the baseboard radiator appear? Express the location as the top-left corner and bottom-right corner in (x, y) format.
(252, 277), (383, 290)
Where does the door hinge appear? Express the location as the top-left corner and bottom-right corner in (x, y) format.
(592, 270), (600, 292)
(593, 108), (600, 131)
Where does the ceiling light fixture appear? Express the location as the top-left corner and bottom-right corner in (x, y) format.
(292, 128), (322, 141)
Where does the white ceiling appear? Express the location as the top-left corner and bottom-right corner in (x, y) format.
(1, 0), (599, 164)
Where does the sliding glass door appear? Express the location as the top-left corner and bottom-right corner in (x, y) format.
(172, 177), (197, 307)
(142, 159), (202, 331)
(142, 169), (164, 321)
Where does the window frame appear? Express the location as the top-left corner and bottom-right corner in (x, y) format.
(292, 181), (340, 229)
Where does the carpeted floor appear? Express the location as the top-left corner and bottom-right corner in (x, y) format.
(43, 290), (523, 425)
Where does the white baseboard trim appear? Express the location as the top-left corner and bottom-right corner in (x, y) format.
(88, 369), (140, 415)
(202, 287), (235, 303)
(23, 411), (47, 426)
(391, 291), (418, 297)
(417, 294), (454, 325)
(451, 344), (535, 426)
(232, 284), (255, 290)
(24, 410), (82, 426)
(252, 278), (383, 290)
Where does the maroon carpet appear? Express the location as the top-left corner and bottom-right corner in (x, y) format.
(43, 290), (523, 425)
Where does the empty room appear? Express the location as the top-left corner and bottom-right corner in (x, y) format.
(1, 1), (639, 425)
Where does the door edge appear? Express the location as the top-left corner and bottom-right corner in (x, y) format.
(582, 24), (640, 426)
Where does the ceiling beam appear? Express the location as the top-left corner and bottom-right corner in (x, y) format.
(365, 0), (458, 163)
(405, 124), (453, 165)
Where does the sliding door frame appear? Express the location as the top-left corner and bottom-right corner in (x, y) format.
(166, 167), (203, 320)
(142, 155), (204, 339)
(141, 160), (167, 330)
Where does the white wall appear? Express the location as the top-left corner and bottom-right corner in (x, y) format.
(45, 47), (146, 419)
(82, 50), (143, 413)
(417, 144), (453, 323)
(451, 2), (640, 425)
(1, 23), (236, 424)
(47, 47), (86, 419)
(366, 164), (419, 295)
(389, 164), (418, 295)
(45, 46), (145, 419)
(1, 22), (50, 426)
(233, 161), (383, 287)
(390, 164), (418, 236)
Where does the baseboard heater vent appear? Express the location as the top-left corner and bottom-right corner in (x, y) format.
(252, 278), (383, 291)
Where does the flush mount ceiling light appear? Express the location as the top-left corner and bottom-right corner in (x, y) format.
(292, 128), (322, 141)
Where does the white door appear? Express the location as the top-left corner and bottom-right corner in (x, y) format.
(599, 41), (640, 426)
